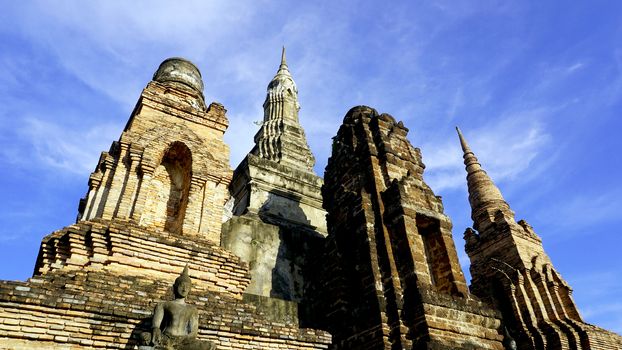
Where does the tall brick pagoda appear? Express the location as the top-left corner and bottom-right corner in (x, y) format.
(222, 48), (327, 305)
(0, 57), (331, 349)
(458, 128), (622, 350)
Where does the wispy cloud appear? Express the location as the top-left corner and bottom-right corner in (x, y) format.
(582, 303), (622, 334)
(535, 188), (622, 235)
(1, 117), (120, 176)
(6, 1), (260, 108)
(422, 111), (552, 192)
(0, 232), (22, 242)
(568, 271), (622, 299)
(567, 270), (622, 333)
(224, 113), (261, 168)
(566, 62), (585, 73)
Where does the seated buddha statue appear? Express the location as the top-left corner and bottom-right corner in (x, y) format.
(147, 266), (215, 350)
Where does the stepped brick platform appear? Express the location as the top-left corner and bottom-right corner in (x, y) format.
(0, 219), (331, 349)
(34, 220), (250, 299)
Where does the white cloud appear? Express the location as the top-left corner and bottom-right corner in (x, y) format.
(224, 113), (261, 169)
(583, 303), (622, 334)
(0, 232), (21, 242)
(4, 117), (120, 176)
(7, 1), (260, 107)
(537, 188), (622, 234)
(566, 62), (584, 73)
(421, 111), (551, 192)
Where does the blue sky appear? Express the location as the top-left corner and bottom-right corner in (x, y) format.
(1, 0), (621, 333)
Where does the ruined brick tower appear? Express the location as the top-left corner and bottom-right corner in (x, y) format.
(77, 57), (231, 242)
(458, 128), (622, 350)
(314, 106), (505, 349)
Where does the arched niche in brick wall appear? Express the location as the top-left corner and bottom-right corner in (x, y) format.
(132, 125), (217, 179)
(141, 141), (193, 234)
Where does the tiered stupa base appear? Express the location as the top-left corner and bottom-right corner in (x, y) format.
(0, 220), (331, 349)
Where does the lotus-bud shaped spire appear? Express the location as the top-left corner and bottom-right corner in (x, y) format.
(254, 47), (315, 170)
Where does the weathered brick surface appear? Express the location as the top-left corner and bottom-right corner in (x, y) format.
(312, 106), (505, 349)
(458, 128), (622, 350)
(78, 61), (231, 243)
(34, 219), (251, 299)
(0, 266), (331, 349)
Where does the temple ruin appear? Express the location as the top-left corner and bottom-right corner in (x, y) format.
(0, 52), (620, 350)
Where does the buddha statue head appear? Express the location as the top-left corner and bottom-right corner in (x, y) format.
(173, 265), (192, 299)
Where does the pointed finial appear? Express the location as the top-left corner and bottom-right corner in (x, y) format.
(281, 46), (287, 67)
(456, 127), (481, 172)
(272, 46), (291, 81)
(456, 126), (472, 153)
(274, 46), (291, 77)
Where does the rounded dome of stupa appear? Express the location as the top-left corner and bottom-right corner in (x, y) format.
(153, 57), (204, 93)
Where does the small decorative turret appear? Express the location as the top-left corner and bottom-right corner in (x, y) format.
(253, 47), (315, 170)
(456, 127), (514, 233)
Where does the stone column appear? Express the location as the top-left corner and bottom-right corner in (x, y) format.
(114, 150), (142, 219)
(65, 228), (89, 267)
(89, 225), (110, 267)
(439, 222), (469, 296)
(182, 176), (206, 235)
(89, 154), (116, 219)
(200, 179), (219, 243)
(404, 215), (434, 286)
(83, 172), (102, 220)
(102, 142), (130, 220)
(132, 164), (155, 225)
